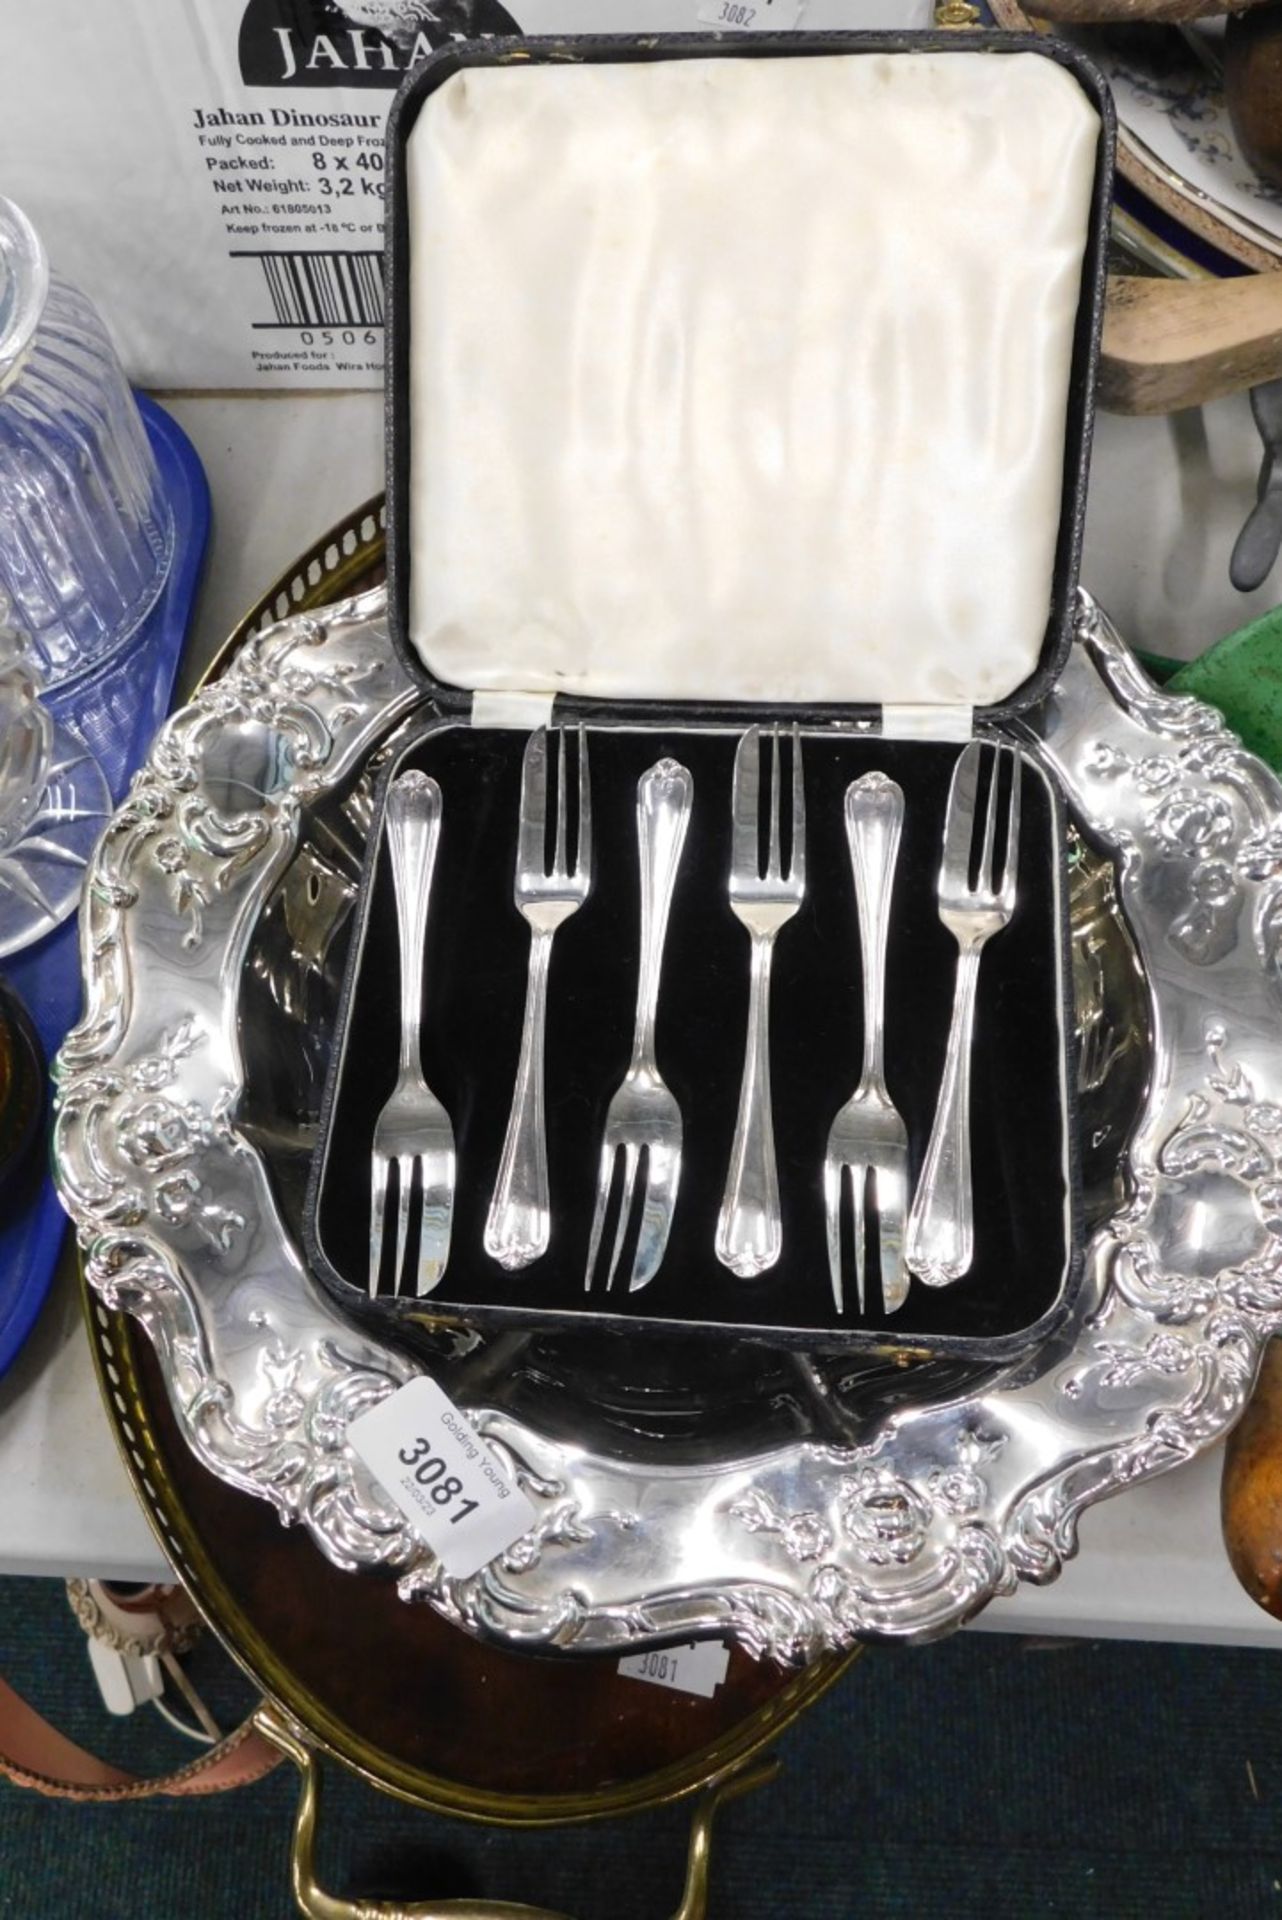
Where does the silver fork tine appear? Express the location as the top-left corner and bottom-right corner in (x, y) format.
(732, 726), (761, 881)
(767, 726), (781, 880)
(583, 1141), (616, 1292)
(607, 1143), (640, 1292)
(632, 1143), (674, 1292)
(943, 740), (981, 882)
(393, 1154), (413, 1298)
(790, 724), (805, 886)
(553, 724), (568, 878)
(369, 1154), (388, 1298)
(875, 1161), (907, 1313)
(417, 1158), (453, 1295)
(979, 745), (1000, 891)
(851, 1165), (867, 1317)
(824, 1160), (843, 1314)
(575, 726), (592, 881)
(518, 727), (547, 879)
(1000, 747), (1021, 907)
(635, 1144), (684, 1292)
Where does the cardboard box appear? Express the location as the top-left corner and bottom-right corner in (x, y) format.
(1, 0), (928, 389)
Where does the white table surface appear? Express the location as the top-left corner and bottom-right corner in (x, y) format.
(3, 387), (1281, 1650)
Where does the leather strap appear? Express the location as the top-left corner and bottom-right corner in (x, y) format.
(0, 1675), (280, 1801)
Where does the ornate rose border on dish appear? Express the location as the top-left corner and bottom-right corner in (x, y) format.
(52, 588), (1282, 1661)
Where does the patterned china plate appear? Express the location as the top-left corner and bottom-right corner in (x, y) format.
(986, 3), (1282, 273)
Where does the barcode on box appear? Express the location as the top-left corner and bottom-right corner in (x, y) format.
(232, 250), (385, 330)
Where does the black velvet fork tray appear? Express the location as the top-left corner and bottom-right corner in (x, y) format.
(305, 718), (1081, 1361)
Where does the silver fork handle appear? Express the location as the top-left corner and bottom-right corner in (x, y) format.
(485, 927), (553, 1270)
(632, 758), (693, 1067)
(846, 772), (903, 1091)
(385, 770), (442, 1077)
(716, 930), (780, 1278)
(906, 938), (982, 1285)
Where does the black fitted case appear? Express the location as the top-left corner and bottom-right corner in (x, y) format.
(303, 30), (1117, 1361)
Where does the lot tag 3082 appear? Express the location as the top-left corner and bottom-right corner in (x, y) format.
(695, 0), (808, 29)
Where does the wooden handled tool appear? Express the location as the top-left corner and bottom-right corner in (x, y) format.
(1101, 270), (1282, 414)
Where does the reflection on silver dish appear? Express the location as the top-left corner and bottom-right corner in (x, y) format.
(51, 586), (1282, 1661)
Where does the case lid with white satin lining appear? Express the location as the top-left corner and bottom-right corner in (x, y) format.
(403, 48), (1102, 711)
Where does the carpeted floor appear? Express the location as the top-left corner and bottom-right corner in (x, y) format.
(4, 1576), (1282, 1917)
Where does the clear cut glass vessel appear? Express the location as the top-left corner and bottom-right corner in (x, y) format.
(0, 612), (111, 959)
(0, 196), (171, 691)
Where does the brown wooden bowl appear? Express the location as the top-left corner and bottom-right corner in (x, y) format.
(1225, 1), (1282, 192)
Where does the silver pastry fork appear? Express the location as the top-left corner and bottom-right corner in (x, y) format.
(906, 739), (1021, 1287)
(824, 772), (909, 1317)
(369, 769), (456, 1298)
(585, 757), (693, 1294)
(716, 724), (805, 1278)
(485, 726), (592, 1270)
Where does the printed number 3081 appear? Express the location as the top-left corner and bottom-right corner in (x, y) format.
(397, 1437), (480, 1523)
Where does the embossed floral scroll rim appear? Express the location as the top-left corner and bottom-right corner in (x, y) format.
(51, 588), (1282, 1663)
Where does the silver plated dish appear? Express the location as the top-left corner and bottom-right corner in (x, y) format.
(53, 586), (1282, 1661)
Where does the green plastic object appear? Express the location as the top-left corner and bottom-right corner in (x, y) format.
(1135, 647), (1181, 686)
(1166, 607), (1282, 776)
